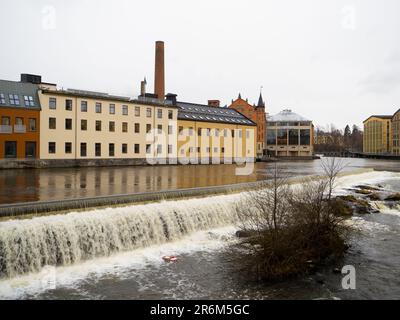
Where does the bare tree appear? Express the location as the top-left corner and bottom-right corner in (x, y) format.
(321, 157), (346, 201)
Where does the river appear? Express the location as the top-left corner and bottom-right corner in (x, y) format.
(0, 159), (399, 299)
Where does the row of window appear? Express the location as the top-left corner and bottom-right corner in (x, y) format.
(48, 142), (173, 156)
(48, 98), (174, 119)
(267, 129), (311, 145)
(48, 118), (174, 134)
(178, 126), (251, 138)
(1, 116), (37, 131)
(0, 93), (35, 107)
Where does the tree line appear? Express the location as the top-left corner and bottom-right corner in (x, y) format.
(314, 124), (363, 153)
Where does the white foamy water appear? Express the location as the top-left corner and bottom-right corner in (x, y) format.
(0, 169), (399, 299)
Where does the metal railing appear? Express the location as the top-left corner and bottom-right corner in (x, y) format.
(0, 125), (12, 134)
(14, 124), (26, 133)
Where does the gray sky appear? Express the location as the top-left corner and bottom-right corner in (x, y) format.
(1, 0), (400, 129)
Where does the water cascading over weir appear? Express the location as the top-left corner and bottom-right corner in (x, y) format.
(0, 193), (242, 278)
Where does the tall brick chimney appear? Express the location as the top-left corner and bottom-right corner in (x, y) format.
(154, 41), (165, 100)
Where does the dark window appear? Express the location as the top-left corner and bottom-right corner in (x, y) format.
(48, 142), (56, 154)
(29, 118), (36, 131)
(65, 118), (72, 130)
(65, 142), (72, 154)
(135, 123), (140, 133)
(109, 104), (115, 114)
(135, 106), (140, 116)
(80, 143), (87, 157)
(24, 95), (35, 107)
(134, 144), (140, 154)
(146, 144), (151, 154)
(277, 129), (288, 145)
(122, 143), (128, 154)
(157, 124), (162, 134)
(122, 105), (128, 115)
(146, 108), (151, 117)
(95, 102), (102, 113)
(109, 121), (115, 132)
(168, 144), (173, 154)
(300, 129), (311, 145)
(109, 143), (115, 156)
(81, 119), (87, 131)
(81, 101), (88, 112)
(49, 117), (56, 129)
(65, 99), (73, 111)
(9, 94), (20, 106)
(25, 142), (36, 158)
(267, 130), (276, 145)
(95, 120), (101, 131)
(289, 129), (299, 145)
(146, 124), (151, 133)
(122, 122), (128, 132)
(4, 141), (17, 158)
(157, 109), (162, 119)
(1, 116), (10, 125)
(168, 110), (173, 119)
(49, 97), (56, 109)
(95, 143), (101, 156)
(198, 128), (202, 136)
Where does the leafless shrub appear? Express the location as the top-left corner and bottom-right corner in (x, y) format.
(234, 159), (352, 281)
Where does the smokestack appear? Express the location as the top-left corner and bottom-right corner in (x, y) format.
(140, 77), (147, 96)
(154, 41), (165, 100)
(208, 100), (220, 107)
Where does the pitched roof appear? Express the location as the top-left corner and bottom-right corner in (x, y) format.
(257, 92), (265, 108)
(176, 101), (256, 125)
(0, 79), (41, 110)
(363, 115), (393, 123)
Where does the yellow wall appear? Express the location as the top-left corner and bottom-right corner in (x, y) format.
(363, 117), (392, 154)
(392, 110), (400, 155)
(177, 120), (256, 163)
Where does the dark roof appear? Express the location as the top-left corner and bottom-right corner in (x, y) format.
(176, 101), (256, 126)
(363, 115), (393, 123)
(392, 108), (400, 119)
(0, 79), (41, 110)
(41, 89), (178, 108)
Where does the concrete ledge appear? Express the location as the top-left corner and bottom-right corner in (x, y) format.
(0, 168), (374, 218)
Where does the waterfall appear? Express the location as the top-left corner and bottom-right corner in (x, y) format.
(0, 194), (241, 278)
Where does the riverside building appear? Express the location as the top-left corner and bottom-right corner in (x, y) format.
(363, 115), (392, 155)
(265, 109), (314, 158)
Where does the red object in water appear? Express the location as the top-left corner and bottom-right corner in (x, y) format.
(162, 255), (178, 262)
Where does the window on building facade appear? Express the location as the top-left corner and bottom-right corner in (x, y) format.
(48, 142), (56, 154)
(134, 144), (140, 154)
(80, 143), (87, 157)
(135, 106), (140, 116)
(122, 105), (128, 115)
(24, 95), (35, 107)
(81, 119), (87, 131)
(109, 104), (115, 114)
(0, 93), (5, 104)
(95, 120), (101, 131)
(9, 94), (20, 106)
(95, 143), (101, 156)
(15, 117), (23, 125)
(157, 124), (162, 134)
(65, 99), (73, 111)
(134, 123), (140, 133)
(300, 129), (311, 145)
(122, 143), (127, 154)
(146, 108), (152, 117)
(157, 109), (162, 119)
(1, 116), (10, 125)
(168, 110), (173, 120)
(29, 118), (36, 131)
(49, 97), (56, 109)
(277, 129), (288, 145)
(109, 143), (115, 156)
(81, 101), (87, 112)
(146, 124), (151, 133)
(168, 125), (173, 135)
(168, 144), (173, 154)
(5, 141), (17, 158)
(65, 142), (72, 154)
(49, 117), (56, 129)
(65, 118), (72, 130)
(157, 144), (162, 154)
(122, 122), (128, 132)
(179, 126), (183, 135)
(267, 129), (276, 145)
(95, 102), (102, 113)
(146, 144), (151, 154)
(109, 121), (115, 132)
(289, 129), (299, 145)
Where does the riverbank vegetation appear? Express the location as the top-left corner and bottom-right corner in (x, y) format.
(234, 158), (353, 281)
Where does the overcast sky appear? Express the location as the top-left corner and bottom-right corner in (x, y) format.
(1, 0), (400, 129)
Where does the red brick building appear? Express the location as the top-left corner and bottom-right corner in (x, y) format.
(228, 93), (266, 157)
